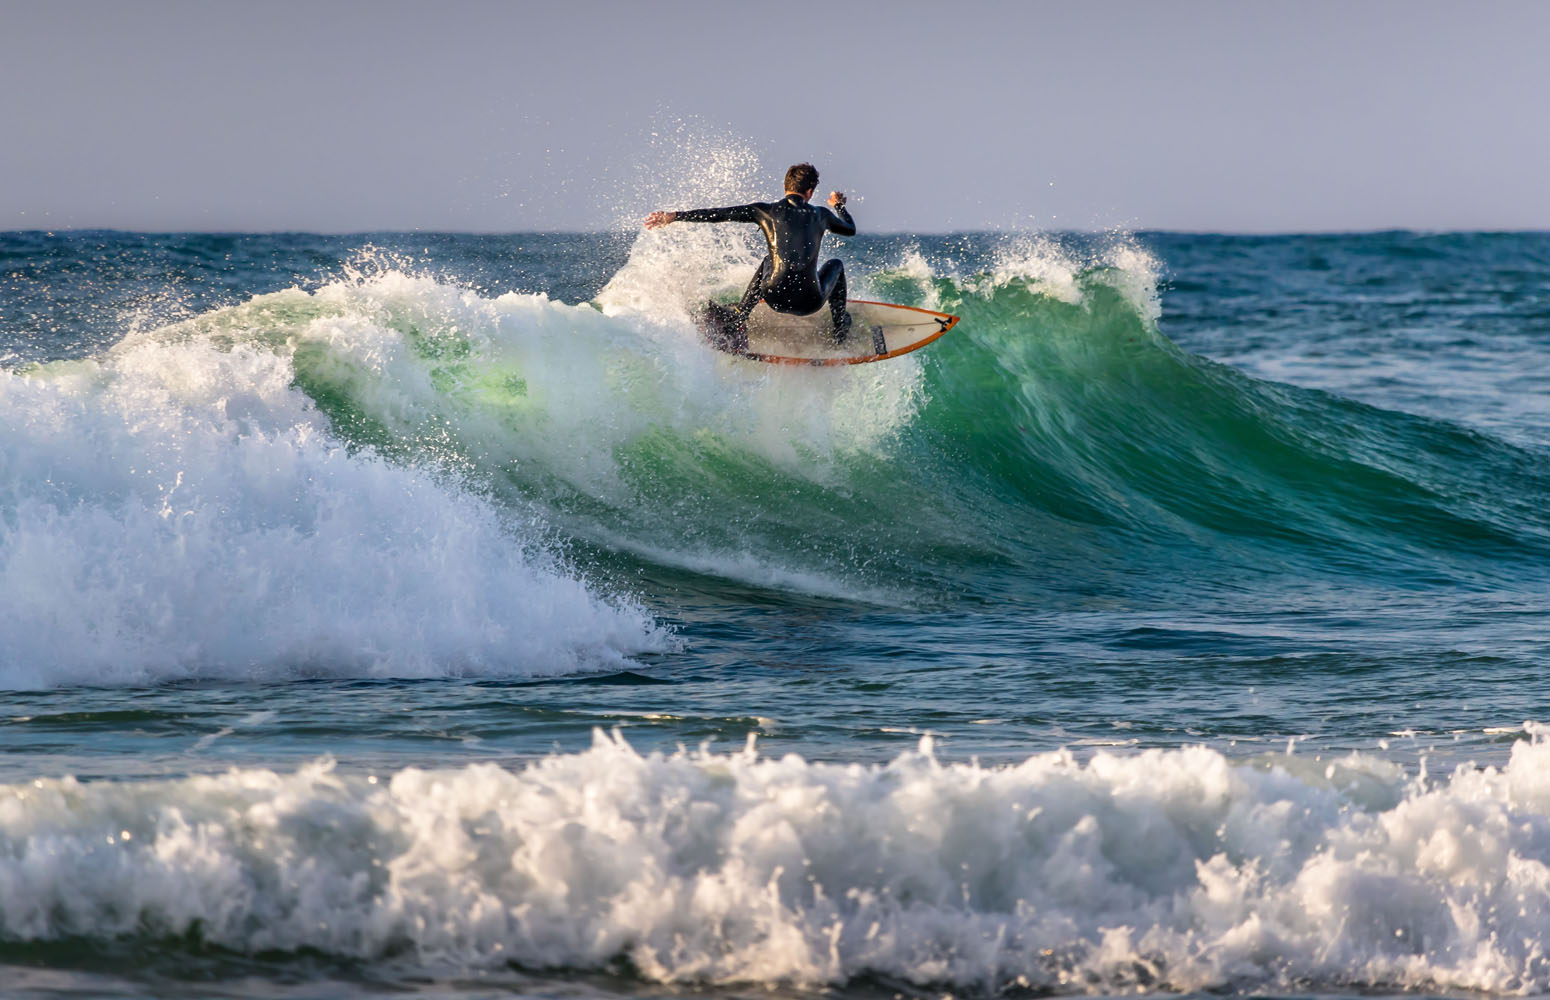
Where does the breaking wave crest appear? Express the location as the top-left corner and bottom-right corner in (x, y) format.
(8, 730), (1550, 994)
(0, 277), (670, 687)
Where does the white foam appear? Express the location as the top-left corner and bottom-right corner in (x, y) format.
(879, 247), (947, 311)
(270, 266), (924, 491)
(979, 232), (1163, 323)
(895, 247), (937, 282)
(0, 300), (668, 687)
(8, 733), (1550, 993)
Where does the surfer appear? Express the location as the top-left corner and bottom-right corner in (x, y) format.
(643, 163), (856, 342)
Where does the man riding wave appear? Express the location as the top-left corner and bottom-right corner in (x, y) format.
(644, 163), (856, 345)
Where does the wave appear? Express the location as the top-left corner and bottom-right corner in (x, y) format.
(304, 240), (1550, 599)
(5, 233), (1548, 686)
(6, 730), (1550, 993)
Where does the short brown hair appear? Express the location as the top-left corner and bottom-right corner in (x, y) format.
(784, 163), (819, 194)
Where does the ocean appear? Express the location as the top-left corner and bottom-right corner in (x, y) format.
(2, 225), (1549, 998)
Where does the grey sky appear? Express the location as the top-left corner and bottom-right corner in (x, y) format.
(4, 0), (1548, 233)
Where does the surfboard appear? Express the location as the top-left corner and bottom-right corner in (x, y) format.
(698, 299), (959, 366)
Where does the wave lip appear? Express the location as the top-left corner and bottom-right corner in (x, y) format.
(7, 732), (1550, 994)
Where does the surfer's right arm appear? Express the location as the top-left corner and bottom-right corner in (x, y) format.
(644, 204), (761, 228)
(823, 192), (856, 236)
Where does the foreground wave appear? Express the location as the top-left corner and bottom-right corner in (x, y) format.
(6, 731), (1550, 993)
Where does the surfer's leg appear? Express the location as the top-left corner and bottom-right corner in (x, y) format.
(736, 255), (772, 318)
(818, 258), (851, 342)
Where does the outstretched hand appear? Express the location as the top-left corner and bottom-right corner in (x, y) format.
(643, 211), (676, 230)
(828, 191), (846, 209)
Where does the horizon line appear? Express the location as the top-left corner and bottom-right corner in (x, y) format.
(6, 226), (1550, 239)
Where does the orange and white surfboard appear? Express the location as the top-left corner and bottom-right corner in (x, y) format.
(702, 299), (959, 366)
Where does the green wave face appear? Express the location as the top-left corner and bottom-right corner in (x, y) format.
(915, 268), (1550, 587)
(118, 252), (1550, 608)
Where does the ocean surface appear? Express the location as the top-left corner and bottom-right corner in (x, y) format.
(2, 224), (1550, 999)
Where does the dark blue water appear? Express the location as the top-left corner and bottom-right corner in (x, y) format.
(2, 229), (1548, 998)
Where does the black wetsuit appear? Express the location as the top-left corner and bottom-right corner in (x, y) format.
(674, 193), (856, 335)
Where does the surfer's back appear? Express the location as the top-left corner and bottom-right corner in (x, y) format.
(753, 194), (855, 287)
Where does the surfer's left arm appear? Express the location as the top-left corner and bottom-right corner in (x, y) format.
(644, 203), (760, 229)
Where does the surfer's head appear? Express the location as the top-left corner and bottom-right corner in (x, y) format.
(784, 163), (818, 198)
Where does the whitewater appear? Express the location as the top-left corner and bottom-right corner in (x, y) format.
(2, 225), (1549, 998)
